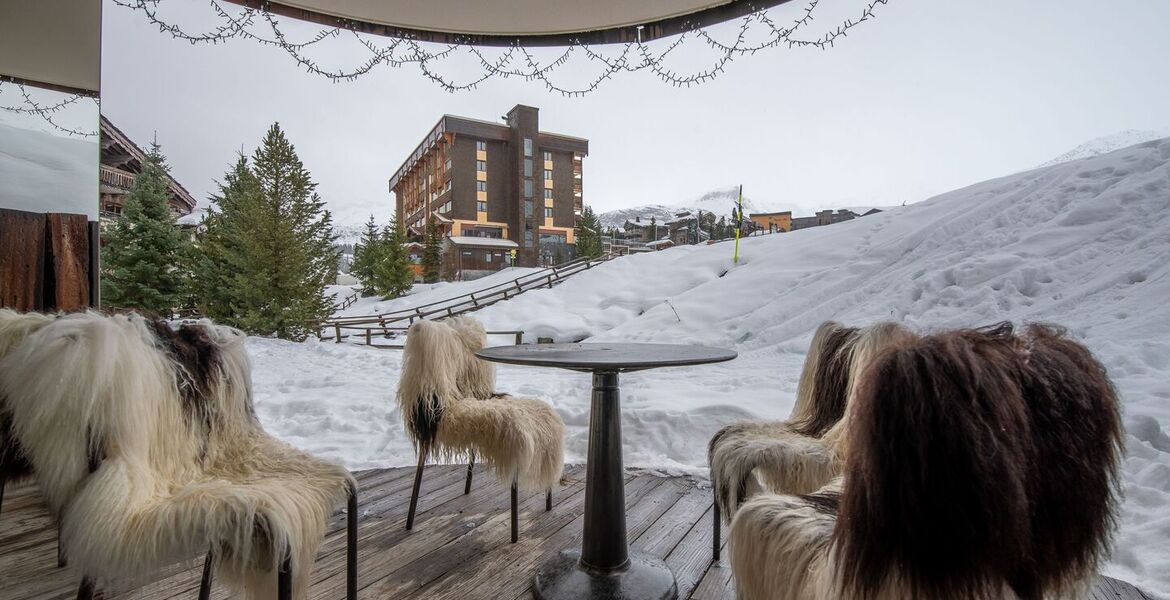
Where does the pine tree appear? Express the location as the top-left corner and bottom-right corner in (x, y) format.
(421, 219), (443, 283)
(191, 155), (263, 322)
(190, 124), (338, 341)
(575, 205), (603, 258)
(101, 142), (189, 314)
(373, 214), (414, 298)
(350, 215), (382, 295)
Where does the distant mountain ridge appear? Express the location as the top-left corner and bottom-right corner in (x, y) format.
(598, 187), (762, 231)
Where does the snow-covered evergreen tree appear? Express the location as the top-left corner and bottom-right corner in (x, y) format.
(421, 219), (443, 283)
(574, 205), (604, 258)
(101, 142), (189, 314)
(350, 215), (382, 295)
(373, 214), (414, 298)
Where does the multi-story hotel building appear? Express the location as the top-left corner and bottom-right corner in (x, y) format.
(389, 104), (587, 272)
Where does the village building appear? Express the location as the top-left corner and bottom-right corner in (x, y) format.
(790, 208), (860, 231)
(389, 104), (587, 278)
(99, 116), (196, 225)
(749, 210), (792, 233)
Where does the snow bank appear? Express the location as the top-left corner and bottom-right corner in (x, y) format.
(251, 137), (1170, 596)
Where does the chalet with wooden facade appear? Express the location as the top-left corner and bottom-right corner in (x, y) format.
(389, 105), (587, 278)
(99, 116), (196, 225)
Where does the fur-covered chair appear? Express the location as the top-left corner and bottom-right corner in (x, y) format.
(0, 310), (358, 600)
(727, 323), (1123, 600)
(397, 316), (564, 543)
(707, 322), (915, 560)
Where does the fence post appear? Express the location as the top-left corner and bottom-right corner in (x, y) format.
(365, 329), (372, 346)
(334, 324), (342, 343)
(514, 332), (523, 345)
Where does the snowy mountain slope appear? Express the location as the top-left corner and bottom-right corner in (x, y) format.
(1039, 129), (1170, 168)
(249, 137), (1170, 596)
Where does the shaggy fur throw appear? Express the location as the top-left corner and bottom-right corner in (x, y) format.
(728, 323), (1123, 600)
(0, 310), (353, 599)
(709, 322), (914, 521)
(397, 317), (564, 491)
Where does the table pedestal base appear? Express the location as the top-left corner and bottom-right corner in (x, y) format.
(533, 549), (678, 600)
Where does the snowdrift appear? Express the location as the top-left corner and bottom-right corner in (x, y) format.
(250, 137), (1170, 595)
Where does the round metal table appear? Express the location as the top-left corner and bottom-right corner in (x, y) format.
(476, 343), (737, 600)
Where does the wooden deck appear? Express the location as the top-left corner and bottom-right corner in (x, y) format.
(0, 465), (1153, 599)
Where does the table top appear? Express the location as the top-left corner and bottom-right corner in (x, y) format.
(476, 342), (737, 372)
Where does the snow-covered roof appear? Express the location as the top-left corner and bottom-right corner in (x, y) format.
(645, 239), (673, 247)
(447, 236), (519, 248)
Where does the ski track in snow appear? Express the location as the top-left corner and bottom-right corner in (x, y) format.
(250, 137), (1170, 597)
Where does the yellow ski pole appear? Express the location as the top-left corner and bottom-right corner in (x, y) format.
(733, 184), (743, 264)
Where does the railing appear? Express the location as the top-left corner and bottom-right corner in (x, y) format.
(320, 252), (616, 342)
(342, 327), (524, 349)
(333, 291), (359, 311)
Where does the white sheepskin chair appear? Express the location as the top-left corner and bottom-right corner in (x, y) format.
(727, 323), (1124, 600)
(707, 321), (916, 560)
(0, 310), (358, 600)
(396, 316), (565, 542)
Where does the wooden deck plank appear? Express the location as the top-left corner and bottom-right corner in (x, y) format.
(0, 467), (1155, 600)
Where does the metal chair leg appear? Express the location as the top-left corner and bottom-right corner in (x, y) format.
(199, 551), (213, 600)
(464, 451), (476, 495)
(76, 577), (95, 600)
(405, 448), (427, 531)
(277, 553), (292, 600)
(347, 483), (358, 600)
(510, 480), (519, 544)
(712, 489), (721, 562)
(545, 489), (552, 511)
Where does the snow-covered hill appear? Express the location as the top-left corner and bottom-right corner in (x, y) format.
(249, 137), (1170, 596)
(1039, 129), (1170, 168)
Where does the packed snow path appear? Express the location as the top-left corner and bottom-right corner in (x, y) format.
(251, 138), (1170, 596)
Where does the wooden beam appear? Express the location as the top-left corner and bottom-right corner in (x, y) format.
(0, 208), (46, 311)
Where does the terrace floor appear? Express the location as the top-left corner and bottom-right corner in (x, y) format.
(0, 465), (1153, 599)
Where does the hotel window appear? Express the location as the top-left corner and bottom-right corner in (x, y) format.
(524, 179), (533, 198)
(476, 140), (486, 151)
(543, 151), (552, 161)
(476, 181), (486, 192)
(477, 201), (487, 212)
(476, 160), (486, 171)
(445, 158), (452, 171)
(544, 169), (553, 180)
(525, 200), (534, 218)
(524, 230), (534, 247)
(544, 189), (553, 200)
(544, 207), (553, 218)
(524, 159), (533, 177)
(523, 138), (532, 157)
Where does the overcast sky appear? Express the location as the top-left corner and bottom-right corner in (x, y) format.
(100, 0), (1170, 225)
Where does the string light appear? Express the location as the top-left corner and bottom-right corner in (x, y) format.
(0, 81), (100, 138)
(109, 0), (890, 96)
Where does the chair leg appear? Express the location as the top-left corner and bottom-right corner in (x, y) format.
(58, 524), (67, 567)
(347, 483), (358, 600)
(545, 489), (552, 511)
(510, 480), (519, 544)
(464, 451), (476, 495)
(712, 489), (721, 562)
(199, 551), (213, 600)
(277, 553), (292, 600)
(76, 577), (95, 600)
(406, 447), (427, 531)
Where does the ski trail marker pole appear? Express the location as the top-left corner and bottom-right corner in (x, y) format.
(733, 184), (743, 264)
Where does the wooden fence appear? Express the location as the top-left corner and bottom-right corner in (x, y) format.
(320, 252), (615, 343)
